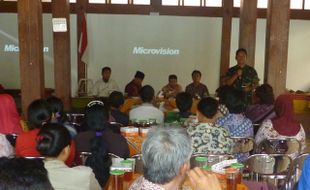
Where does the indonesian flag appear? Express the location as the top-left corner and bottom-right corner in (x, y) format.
(78, 13), (88, 62)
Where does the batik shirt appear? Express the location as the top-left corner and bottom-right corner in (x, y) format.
(185, 83), (210, 99)
(187, 123), (233, 154)
(129, 176), (165, 190)
(216, 113), (253, 161)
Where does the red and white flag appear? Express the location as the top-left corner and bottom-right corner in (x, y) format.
(78, 13), (88, 62)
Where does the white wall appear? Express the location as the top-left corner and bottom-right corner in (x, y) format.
(0, 13), (309, 95)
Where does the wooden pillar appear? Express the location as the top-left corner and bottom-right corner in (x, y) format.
(17, 0), (44, 118)
(264, 0), (290, 96)
(52, 0), (71, 110)
(220, 0), (233, 82)
(239, 0), (257, 67)
(76, 0), (87, 85)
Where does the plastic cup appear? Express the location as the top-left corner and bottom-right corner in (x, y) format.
(230, 163), (244, 184)
(121, 160), (134, 181)
(225, 168), (239, 190)
(110, 169), (124, 190)
(195, 156), (208, 168)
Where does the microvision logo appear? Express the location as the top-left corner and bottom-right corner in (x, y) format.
(4, 44), (49, 53)
(132, 46), (180, 56)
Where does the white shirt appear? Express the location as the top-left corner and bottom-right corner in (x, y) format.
(90, 79), (119, 97)
(44, 160), (101, 190)
(129, 103), (164, 124)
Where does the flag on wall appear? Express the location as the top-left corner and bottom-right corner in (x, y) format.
(78, 13), (88, 62)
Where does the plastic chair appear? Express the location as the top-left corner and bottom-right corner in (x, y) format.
(5, 133), (18, 147)
(107, 122), (123, 134)
(244, 154), (293, 189)
(66, 113), (85, 132)
(231, 137), (255, 154)
(76, 151), (92, 165)
(255, 138), (301, 155)
(190, 153), (234, 169)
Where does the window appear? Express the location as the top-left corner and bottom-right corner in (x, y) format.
(205, 0), (222, 7)
(257, 0), (267, 9)
(184, 0), (200, 6)
(111, 0), (127, 4)
(305, 0), (310, 9)
(133, 0), (150, 5)
(89, 0), (106, 3)
(290, 0), (303, 9)
(162, 0), (178, 6)
(233, 0), (240, 7)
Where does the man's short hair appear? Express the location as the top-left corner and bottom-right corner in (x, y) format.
(142, 126), (192, 184)
(191, 70), (201, 77)
(140, 85), (154, 102)
(101, 67), (111, 73)
(134, 71), (145, 80)
(168, 74), (177, 80)
(197, 97), (219, 119)
(0, 157), (53, 190)
(176, 92), (193, 113)
(108, 91), (125, 109)
(236, 48), (247, 56)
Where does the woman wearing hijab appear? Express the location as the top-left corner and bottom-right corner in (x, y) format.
(0, 94), (23, 134)
(255, 94), (306, 157)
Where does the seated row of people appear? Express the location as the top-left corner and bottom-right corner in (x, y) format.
(90, 67), (210, 99)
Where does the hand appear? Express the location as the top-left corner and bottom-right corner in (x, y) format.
(237, 69), (243, 77)
(188, 167), (222, 190)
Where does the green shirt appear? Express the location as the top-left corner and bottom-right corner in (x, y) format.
(225, 64), (259, 90)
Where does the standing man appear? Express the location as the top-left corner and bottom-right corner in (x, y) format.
(161, 74), (182, 99)
(222, 48), (259, 104)
(185, 70), (209, 99)
(125, 71), (145, 97)
(90, 67), (120, 97)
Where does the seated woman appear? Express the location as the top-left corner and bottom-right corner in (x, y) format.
(245, 84), (276, 124)
(75, 101), (129, 158)
(36, 124), (101, 190)
(46, 96), (77, 138)
(216, 89), (253, 161)
(108, 91), (129, 126)
(187, 97), (233, 154)
(0, 93), (23, 134)
(15, 99), (76, 166)
(255, 94), (306, 158)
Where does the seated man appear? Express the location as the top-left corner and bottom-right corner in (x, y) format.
(185, 70), (210, 99)
(125, 71), (145, 97)
(0, 157), (53, 190)
(90, 67), (120, 97)
(161, 74), (182, 99)
(187, 97), (233, 154)
(164, 92), (193, 124)
(129, 85), (164, 124)
(108, 91), (129, 126)
(129, 126), (221, 190)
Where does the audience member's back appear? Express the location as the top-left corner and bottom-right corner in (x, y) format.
(75, 102), (129, 158)
(0, 157), (53, 190)
(108, 91), (129, 126)
(129, 85), (164, 124)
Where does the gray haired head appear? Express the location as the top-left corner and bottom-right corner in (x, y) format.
(142, 126), (192, 184)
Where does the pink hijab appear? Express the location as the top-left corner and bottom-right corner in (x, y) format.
(0, 94), (23, 134)
(272, 94), (300, 136)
